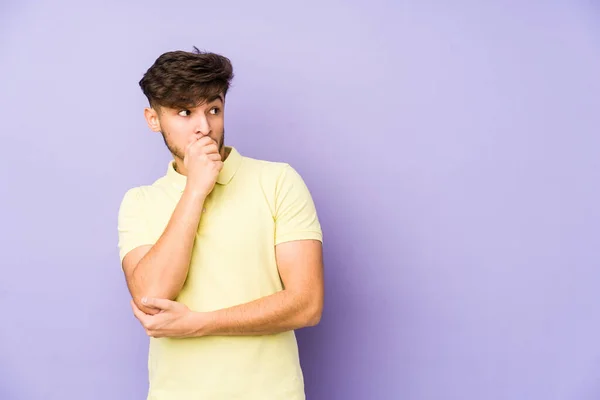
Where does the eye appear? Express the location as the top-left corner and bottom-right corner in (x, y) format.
(209, 107), (221, 115)
(178, 110), (191, 117)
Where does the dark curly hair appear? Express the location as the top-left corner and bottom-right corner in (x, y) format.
(139, 46), (234, 109)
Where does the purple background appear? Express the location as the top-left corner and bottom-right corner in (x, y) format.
(2, 1), (600, 399)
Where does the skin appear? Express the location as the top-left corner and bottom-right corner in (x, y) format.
(145, 94), (227, 175)
(123, 93), (324, 337)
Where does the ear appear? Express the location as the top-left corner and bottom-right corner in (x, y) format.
(144, 107), (162, 132)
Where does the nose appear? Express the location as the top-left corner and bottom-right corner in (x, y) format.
(194, 115), (211, 136)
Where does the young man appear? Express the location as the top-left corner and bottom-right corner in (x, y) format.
(117, 48), (324, 399)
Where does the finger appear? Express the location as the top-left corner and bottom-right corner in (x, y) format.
(188, 138), (216, 155)
(198, 138), (221, 152)
(131, 299), (141, 314)
(201, 143), (219, 155)
(142, 296), (174, 311)
(185, 140), (197, 157)
(131, 300), (149, 323)
(196, 135), (216, 146)
(208, 153), (222, 161)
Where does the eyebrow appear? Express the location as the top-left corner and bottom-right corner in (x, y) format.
(175, 95), (224, 112)
(206, 94), (224, 104)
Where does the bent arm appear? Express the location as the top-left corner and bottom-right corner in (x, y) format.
(122, 188), (206, 315)
(196, 239), (324, 335)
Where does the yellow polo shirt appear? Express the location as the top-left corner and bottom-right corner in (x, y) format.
(117, 146), (322, 400)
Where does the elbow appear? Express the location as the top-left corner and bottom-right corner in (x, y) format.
(132, 289), (178, 316)
(130, 283), (179, 316)
(131, 274), (180, 302)
(133, 297), (161, 315)
(303, 300), (323, 327)
(146, 284), (179, 302)
(306, 313), (321, 327)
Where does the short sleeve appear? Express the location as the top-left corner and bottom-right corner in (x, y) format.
(274, 165), (323, 245)
(117, 187), (156, 262)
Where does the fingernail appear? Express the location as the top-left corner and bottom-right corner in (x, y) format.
(141, 297), (147, 304)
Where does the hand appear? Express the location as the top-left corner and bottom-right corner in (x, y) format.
(130, 297), (202, 339)
(184, 136), (223, 197)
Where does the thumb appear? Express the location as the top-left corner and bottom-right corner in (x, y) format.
(141, 296), (173, 310)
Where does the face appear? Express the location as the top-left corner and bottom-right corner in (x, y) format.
(144, 94), (225, 163)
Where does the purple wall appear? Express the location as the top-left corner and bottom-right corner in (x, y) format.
(2, 1), (599, 399)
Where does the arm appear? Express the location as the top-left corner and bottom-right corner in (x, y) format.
(201, 238), (324, 335)
(119, 137), (222, 315)
(122, 188), (206, 315)
(130, 164), (323, 335)
(132, 239), (324, 337)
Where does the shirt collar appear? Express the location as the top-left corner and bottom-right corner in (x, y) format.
(165, 146), (242, 192)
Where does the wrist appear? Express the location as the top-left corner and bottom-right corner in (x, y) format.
(190, 311), (216, 337)
(182, 186), (208, 204)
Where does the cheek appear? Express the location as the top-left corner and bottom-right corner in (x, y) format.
(211, 116), (225, 130)
(163, 119), (189, 137)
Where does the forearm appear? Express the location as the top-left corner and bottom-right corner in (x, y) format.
(194, 290), (322, 336)
(131, 188), (206, 304)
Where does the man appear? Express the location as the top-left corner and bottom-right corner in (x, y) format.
(117, 47), (324, 399)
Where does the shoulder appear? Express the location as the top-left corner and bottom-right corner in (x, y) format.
(239, 155), (302, 187)
(239, 155), (316, 213)
(118, 178), (169, 211)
